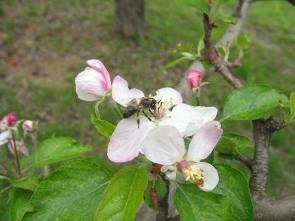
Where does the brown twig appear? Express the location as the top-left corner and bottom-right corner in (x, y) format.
(201, 8), (294, 220)
(216, 0), (251, 48)
(10, 131), (21, 177)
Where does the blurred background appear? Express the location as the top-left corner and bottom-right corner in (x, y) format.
(0, 0), (294, 197)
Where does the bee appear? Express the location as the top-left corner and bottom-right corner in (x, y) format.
(123, 97), (158, 127)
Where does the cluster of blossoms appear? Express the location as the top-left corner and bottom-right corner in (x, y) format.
(0, 112), (37, 156)
(75, 59), (222, 191)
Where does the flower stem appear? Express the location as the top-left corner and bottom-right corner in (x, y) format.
(11, 131), (21, 177)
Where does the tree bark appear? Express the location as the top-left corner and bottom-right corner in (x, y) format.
(113, 0), (145, 38)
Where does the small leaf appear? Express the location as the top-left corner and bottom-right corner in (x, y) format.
(9, 188), (34, 221)
(91, 114), (115, 138)
(219, 15), (237, 24)
(214, 165), (253, 221)
(235, 34), (251, 50)
(223, 85), (289, 120)
(10, 176), (39, 191)
(164, 56), (194, 70)
(215, 133), (254, 158)
(290, 92), (295, 115)
(175, 183), (232, 221)
(22, 137), (91, 168)
(95, 166), (149, 221)
(23, 159), (112, 221)
(176, 0), (209, 13)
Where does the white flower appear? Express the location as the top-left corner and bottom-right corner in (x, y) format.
(0, 130), (11, 146)
(75, 59), (111, 101)
(155, 121), (223, 191)
(107, 75), (218, 163)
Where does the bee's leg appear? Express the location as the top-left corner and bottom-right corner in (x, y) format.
(143, 111), (152, 121)
(137, 111), (140, 128)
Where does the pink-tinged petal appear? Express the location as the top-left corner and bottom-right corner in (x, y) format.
(8, 140), (29, 156)
(107, 117), (154, 163)
(0, 131), (11, 146)
(160, 104), (218, 136)
(20, 143), (29, 156)
(185, 69), (204, 89)
(141, 126), (185, 165)
(111, 75), (144, 107)
(86, 59), (111, 90)
(75, 68), (109, 101)
(1, 112), (16, 127)
(154, 87), (183, 105)
(187, 121), (222, 162)
(194, 162), (219, 191)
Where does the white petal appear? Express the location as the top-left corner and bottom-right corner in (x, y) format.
(161, 104), (218, 136)
(75, 68), (108, 101)
(194, 162), (219, 191)
(86, 59), (111, 89)
(161, 165), (177, 180)
(141, 126), (185, 165)
(0, 130), (11, 146)
(187, 121), (222, 162)
(154, 87), (183, 105)
(107, 117), (154, 163)
(112, 75), (144, 107)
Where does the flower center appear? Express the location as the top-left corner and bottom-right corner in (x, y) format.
(153, 99), (174, 120)
(177, 161), (204, 186)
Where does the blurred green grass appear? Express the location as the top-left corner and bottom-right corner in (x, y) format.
(0, 0), (294, 195)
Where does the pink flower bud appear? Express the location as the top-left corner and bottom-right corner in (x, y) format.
(8, 140), (29, 156)
(23, 120), (37, 133)
(185, 69), (204, 89)
(1, 112), (16, 128)
(75, 59), (111, 102)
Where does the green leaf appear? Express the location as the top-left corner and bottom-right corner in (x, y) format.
(164, 56), (193, 70)
(10, 176), (39, 191)
(235, 34), (251, 49)
(215, 133), (254, 158)
(223, 85), (289, 120)
(290, 92), (295, 115)
(175, 183), (232, 221)
(219, 15), (237, 24)
(176, 0), (209, 13)
(144, 178), (167, 209)
(23, 159), (112, 221)
(91, 114), (115, 138)
(213, 155), (251, 181)
(214, 165), (253, 221)
(9, 188), (33, 221)
(95, 166), (149, 221)
(22, 137), (91, 168)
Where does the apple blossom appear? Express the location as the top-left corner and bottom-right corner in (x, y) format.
(185, 61), (205, 89)
(23, 120), (37, 133)
(150, 121), (222, 191)
(8, 140), (29, 156)
(75, 59), (111, 101)
(107, 75), (218, 163)
(186, 69), (203, 88)
(0, 112), (16, 130)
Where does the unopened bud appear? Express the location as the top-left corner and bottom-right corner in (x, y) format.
(8, 140), (29, 156)
(185, 69), (203, 89)
(23, 120), (37, 133)
(0, 112), (16, 130)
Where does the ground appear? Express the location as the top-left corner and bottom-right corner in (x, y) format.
(0, 0), (294, 196)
